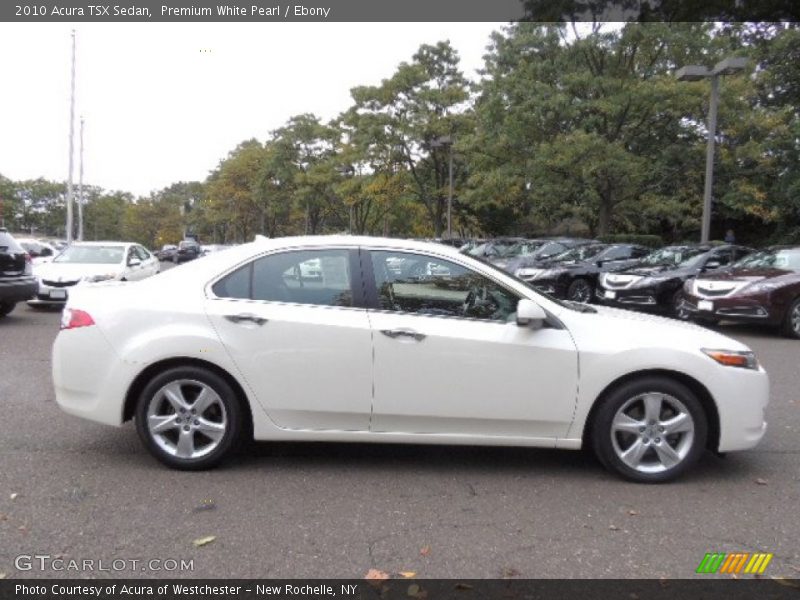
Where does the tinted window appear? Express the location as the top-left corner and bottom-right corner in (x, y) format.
(55, 245), (125, 264)
(135, 246), (151, 260)
(212, 264), (251, 299)
(601, 246), (632, 261)
(370, 250), (520, 322)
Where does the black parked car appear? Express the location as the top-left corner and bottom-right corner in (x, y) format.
(497, 238), (597, 275)
(173, 240), (201, 263)
(596, 244), (754, 317)
(466, 237), (526, 260)
(0, 228), (37, 319)
(517, 243), (651, 302)
(155, 244), (177, 261)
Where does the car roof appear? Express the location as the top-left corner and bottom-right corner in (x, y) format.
(69, 241), (133, 247)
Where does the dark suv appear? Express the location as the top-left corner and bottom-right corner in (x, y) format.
(173, 240), (201, 264)
(0, 228), (37, 318)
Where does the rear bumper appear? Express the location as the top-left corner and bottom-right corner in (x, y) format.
(0, 276), (37, 303)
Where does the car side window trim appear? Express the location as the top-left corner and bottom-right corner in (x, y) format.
(206, 246), (366, 312)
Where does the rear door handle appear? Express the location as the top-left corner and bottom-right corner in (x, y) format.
(380, 328), (426, 341)
(225, 313), (267, 326)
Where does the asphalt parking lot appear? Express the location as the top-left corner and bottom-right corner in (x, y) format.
(0, 299), (798, 580)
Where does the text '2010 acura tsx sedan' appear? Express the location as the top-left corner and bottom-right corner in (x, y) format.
(52, 236), (768, 482)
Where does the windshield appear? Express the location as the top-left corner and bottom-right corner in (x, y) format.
(54, 245), (125, 265)
(640, 246), (703, 267)
(501, 241), (544, 258)
(733, 248), (800, 271)
(552, 244), (606, 262)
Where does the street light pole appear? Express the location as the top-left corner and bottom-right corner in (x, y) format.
(676, 56), (746, 243)
(66, 29), (76, 244)
(701, 76), (719, 244)
(78, 115), (84, 241)
(431, 135), (454, 239)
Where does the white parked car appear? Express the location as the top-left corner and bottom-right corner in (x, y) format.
(16, 238), (58, 266)
(52, 236), (768, 482)
(30, 241), (160, 306)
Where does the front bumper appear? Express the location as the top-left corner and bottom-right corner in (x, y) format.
(682, 293), (779, 325)
(28, 278), (80, 305)
(711, 364), (769, 452)
(596, 284), (671, 311)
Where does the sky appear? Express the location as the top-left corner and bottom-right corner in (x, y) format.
(0, 22), (504, 197)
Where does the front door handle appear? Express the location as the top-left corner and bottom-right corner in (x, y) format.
(225, 313), (267, 326)
(380, 328), (426, 341)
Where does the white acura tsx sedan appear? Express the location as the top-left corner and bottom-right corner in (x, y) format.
(52, 236), (768, 482)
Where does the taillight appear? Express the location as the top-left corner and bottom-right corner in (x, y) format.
(60, 308), (95, 330)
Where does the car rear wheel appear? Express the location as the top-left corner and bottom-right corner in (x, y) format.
(0, 301), (16, 318)
(567, 278), (594, 303)
(782, 297), (800, 339)
(135, 366), (244, 470)
(591, 376), (707, 483)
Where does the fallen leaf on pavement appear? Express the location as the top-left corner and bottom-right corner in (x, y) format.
(399, 571), (416, 578)
(9, 493), (18, 500)
(365, 568), (390, 582)
(628, 510), (639, 516)
(609, 525), (619, 531)
(193, 500), (217, 513)
(192, 535), (216, 547)
(407, 584), (427, 599)
(755, 478), (768, 485)
(0, 574), (6, 580)
(419, 546), (431, 557)
(771, 577), (800, 589)
(502, 567), (520, 578)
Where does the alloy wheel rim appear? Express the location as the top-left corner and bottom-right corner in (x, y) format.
(146, 379), (227, 460)
(571, 281), (592, 303)
(792, 303), (800, 334)
(610, 392), (695, 474)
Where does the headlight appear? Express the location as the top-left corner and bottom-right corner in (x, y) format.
(702, 349), (759, 370)
(515, 268), (540, 279)
(84, 273), (117, 283)
(539, 268), (566, 279)
(637, 276), (669, 287)
(742, 281), (781, 294)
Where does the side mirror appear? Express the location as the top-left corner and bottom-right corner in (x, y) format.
(516, 299), (547, 328)
(128, 258), (141, 267)
(704, 260), (721, 270)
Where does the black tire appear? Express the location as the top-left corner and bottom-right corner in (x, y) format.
(591, 376), (708, 483)
(0, 301), (16, 318)
(567, 278), (594, 303)
(781, 297), (800, 339)
(695, 316), (720, 327)
(672, 290), (689, 320)
(135, 366), (244, 470)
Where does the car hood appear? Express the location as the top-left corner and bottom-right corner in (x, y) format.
(621, 264), (692, 278)
(697, 267), (793, 282)
(561, 303), (751, 353)
(35, 262), (123, 280)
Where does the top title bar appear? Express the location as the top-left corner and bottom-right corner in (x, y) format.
(2, 0), (799, 22)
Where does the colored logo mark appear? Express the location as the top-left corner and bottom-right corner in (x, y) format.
(696, 552), (773, 574)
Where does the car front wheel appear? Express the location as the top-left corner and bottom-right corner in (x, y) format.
(782, 297), (800, 339)
(591, 376), (707, 483)
(135, 366), (244, 470)
(567, 278), (593, 303)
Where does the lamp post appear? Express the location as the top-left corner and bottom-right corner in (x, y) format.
(336, 164), (356, 234)
(676, 56), (747, 243)
(431, 135), (454, 239)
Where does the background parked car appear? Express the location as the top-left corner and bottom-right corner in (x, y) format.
(682, 246), (800, 338)
(16, 238), (59, 266)
(0, 228), (37, 319)
(173, 239), (201, 263)
(501, 238), (596, 276)
(467, 237), (526, 260)
(155, 244), (177, 261)
(29, 241), (160, 307)
(516, 243), (651, 302)
(597, 244), (754, 318)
